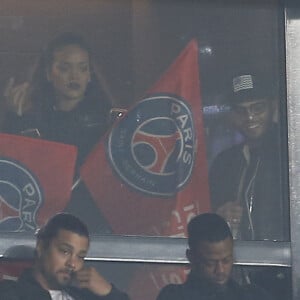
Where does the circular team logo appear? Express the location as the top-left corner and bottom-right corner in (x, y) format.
(108, 94), (195, 197)
(0, 158), (43, 231)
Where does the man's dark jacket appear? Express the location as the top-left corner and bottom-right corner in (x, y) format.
(0, 268), (130, 300)
(156, 272), (273, 300)
(209, 125), (289, 241)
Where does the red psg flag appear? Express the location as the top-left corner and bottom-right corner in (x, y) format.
(0, 133), (77, 231)
(81, 39), (210, 235)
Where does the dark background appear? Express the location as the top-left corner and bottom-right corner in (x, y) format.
(0, 0), (284, 127)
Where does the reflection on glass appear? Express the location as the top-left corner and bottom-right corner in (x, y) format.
(0, 1), (288, 239)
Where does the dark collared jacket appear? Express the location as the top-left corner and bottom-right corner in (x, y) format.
(156, 272), (273, 300)
(209, 125), (289, 241)
(0, 269), (130, 300)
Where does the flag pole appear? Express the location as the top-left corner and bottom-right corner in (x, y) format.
(71, 177), (81, 191)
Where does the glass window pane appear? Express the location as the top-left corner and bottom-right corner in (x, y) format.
(0, 0), (289, 241)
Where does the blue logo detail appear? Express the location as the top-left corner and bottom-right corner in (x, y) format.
(107, 94), (195, 197)
(0, 158), (43, 231)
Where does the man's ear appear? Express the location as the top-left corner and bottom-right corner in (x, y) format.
(36, 240), (43, 258)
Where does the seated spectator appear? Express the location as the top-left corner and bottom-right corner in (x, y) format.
(0, 213), (130, 300)
(156, 213), (272, 300)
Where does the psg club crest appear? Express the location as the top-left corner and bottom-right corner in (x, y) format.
(0, 158), (43, 231)
(107, 94), (196, 197)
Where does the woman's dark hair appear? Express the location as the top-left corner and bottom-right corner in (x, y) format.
(36, 213), (89, 247)
(29, 32), (111, 116)
(187, 213), (233, 251)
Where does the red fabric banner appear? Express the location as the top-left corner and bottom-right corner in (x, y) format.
(80, 39), (210, 236)
(0, 261), (33, 281)
(0, 133), (77, 231)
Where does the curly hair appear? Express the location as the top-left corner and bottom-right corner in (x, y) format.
(36, 213), (89, 248)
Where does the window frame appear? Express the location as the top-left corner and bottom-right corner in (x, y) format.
(0, 0), (298, 298)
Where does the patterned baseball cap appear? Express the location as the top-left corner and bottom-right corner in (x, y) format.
(230, 73), (269, 103)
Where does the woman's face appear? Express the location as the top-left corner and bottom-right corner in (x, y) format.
(47, 44), (91, 111)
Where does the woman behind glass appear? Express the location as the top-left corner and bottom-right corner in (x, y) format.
(3, 32), (113, 233)
(3, 32), (112, 166)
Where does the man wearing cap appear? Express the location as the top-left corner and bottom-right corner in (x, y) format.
(209, 73), (288, 241)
